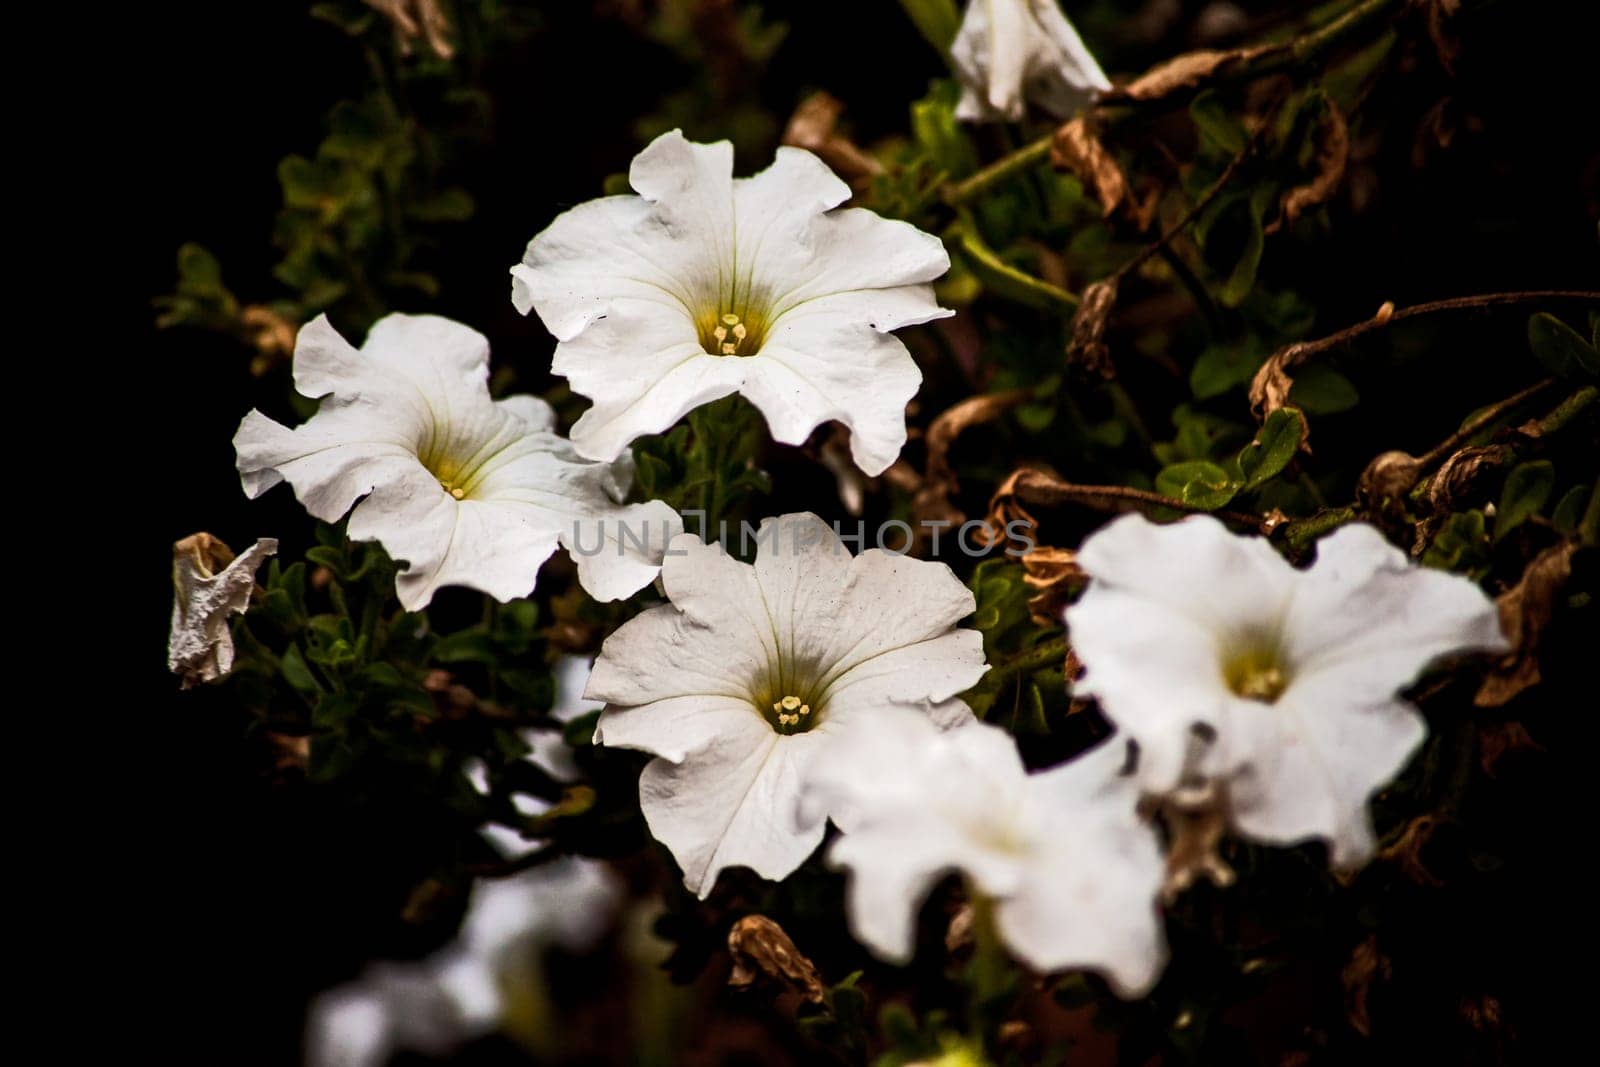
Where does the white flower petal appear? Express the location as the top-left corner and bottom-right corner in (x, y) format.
(1226, 682), (1427, 867)
(305, 984), (394, 1067)
(952, 0), (1110, 123)
(593, 694), (759, 765)
(555, 307), (746, 462)
(1283, 523), (1509, 699)
(515, 132), (951, 472)
(641, 725), (830, 898)
(237, 313), (672, 608)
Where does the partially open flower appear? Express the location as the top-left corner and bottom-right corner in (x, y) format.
(951, 0), (1111, 123)
(305, 858), (619, 1067)
(1066, 514), (1507, 866)
(168, 533), (278, 688)
(511, 131), (952, 476)
(810, 712), (1167, 996)
(587, 513), (987, 897)
(235, 313), (679, 610)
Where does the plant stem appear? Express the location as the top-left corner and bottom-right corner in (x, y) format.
(953, 224), (1080, 312)
(943, 135), (1053, 207)
(983, 635), (1070, 686)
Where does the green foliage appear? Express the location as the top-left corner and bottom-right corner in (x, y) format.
(1528, 312), (1600, 378)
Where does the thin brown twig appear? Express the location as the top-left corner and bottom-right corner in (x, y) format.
(1281, 291), (1600, 366)
(999, 469), (1266, 529)
(1416, 377), (1557, 467)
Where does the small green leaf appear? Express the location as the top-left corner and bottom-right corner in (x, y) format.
(1528, 312), (1600, 378)
(1552, 484), (1590, 534)
(897, 0), (961, 54)
(1190, 340), (1264, 399)
(1220, 185), (1275, 308)
(1237, 408), (1304, 489)
(280, 643), (321, 695)
(1495, 460), (1555, 540)
(1288, 363), (1360, 414)
(1191, 91), (1248, 155)
(1156, 460), (1242, 510)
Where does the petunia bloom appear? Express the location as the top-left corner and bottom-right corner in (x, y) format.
(808, 710), (1167, 995)
(305, 858), (620, 1067)
(950, 0), (1111, 123)
(586, 512), (988, 897)
(1065, 514), (1508, 866)
(235, 313), (679, 610)
(510, 131), (952, 477)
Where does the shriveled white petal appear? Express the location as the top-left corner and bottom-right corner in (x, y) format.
(1283, 523), (1509, 699)
(167, 535), (278, 687)
(640, 722), (831, 898)
(952, 0), (1111, 123)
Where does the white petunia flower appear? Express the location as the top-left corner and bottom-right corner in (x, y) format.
(235, 313), (680, 610)
(1065, 514), (1508, 866)
(523, 654), (605, 783)
(305, 857), (620, 1067)
(951, 0), (1111, 123)
(168, 533), (278, 687)
(510, 131), (952, 477)
(808, 710), (1166, 995)
(587, 512), (988, 897)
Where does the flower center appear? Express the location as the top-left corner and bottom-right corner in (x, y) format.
(698, 309), (767, 357)
(770, 694), (814, 733)
(1222, 643), (1289, 703)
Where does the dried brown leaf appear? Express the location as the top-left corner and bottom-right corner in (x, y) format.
(364, 0), (454, 59)
(912, 390), (1028, 537)
(1116, 45), (1275, 102)
(1020, 546), (1085, 627)
(1417, 0), (1463, 74)
(1358, 450), (1425, 507)
(1067, 277), (1120, 379)
(727, 915), (825, 1004)
(781, 92), (884, 187)
(1271, 98), (1349, 232)
(1377, 813), (1444, 888)
(1476, 540), (1580, 706)
(1248, 341), (1308, 421)
(1342, 935), (1391, 1038)
(1478, 719), (1543, 777)
(1051, 116), (1127, 218)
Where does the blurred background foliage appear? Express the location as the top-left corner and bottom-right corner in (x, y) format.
(139, 0), (1595, 1063)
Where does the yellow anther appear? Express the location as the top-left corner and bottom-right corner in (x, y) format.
(450, 487), (465, 500)
(732, 323), (747, 341)
(713, 325), (728, 343)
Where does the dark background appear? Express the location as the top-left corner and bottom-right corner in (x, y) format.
(110, 1), (1596, 1061)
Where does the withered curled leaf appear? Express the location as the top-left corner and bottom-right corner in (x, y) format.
(1271, 97), (1349, 231)
(727, 915), (825, 1004)
(913, 390), (1028, 535)
(781, 92), (884, 188)
(364, 0), (454, 59)
(1358, 450), (1425, 507)
(1067, 277), (1120, 378)
(1051, 116), (1127, 218)
(1248, 340), (1311, 422)
(1342, 935), (1391, 1038)
(1377, 813), (1444, 888)
(1020, 546), (1085, 627)
(1475, 540), (1579, 707)
(1113, 45), (1275, 102)
(168, 533), (278, 688)
(1160, 779), (1236, 902)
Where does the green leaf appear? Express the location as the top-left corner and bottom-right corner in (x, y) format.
(430, 630), (500, 666)
(1288, 363), (1360, 414)
(897, 0), (960, 54)
(1191, 91), (1248, 155)
(175, 242), (224, 294)
(1552, 485), (1590, 534)
(280, 643), (322, 695)
(1527, 312), (1600, 378)
(1190, 340), (1265, 399)
(1156, 460), (1242, 510)
(407, 188), (475, 223)
(1237, 408), (1304, 489)
(1220, 185), (1275, 308)
(1422, 509), (1490, 572)
(1495, 460), (1555, 540)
